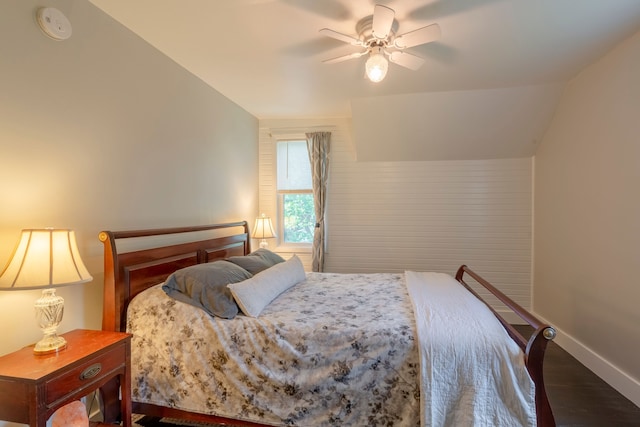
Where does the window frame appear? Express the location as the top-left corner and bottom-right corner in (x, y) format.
(274, 138), (314, 253)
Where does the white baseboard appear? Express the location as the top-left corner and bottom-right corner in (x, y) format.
(532, 312), (640, 407)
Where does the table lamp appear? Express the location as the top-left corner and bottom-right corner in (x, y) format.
(0, 229), (92, 354)
(252, 214), (276, 249)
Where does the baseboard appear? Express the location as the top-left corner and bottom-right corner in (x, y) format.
(533, 312), (640, 407)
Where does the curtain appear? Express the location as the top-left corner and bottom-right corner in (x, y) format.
(306, 131), (331, 272)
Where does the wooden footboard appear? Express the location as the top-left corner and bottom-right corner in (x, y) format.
(455, 265), (556, 427)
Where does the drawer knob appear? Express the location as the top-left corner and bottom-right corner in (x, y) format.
(80, 363), (102, 380)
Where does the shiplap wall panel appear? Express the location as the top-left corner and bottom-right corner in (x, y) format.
(257, 126), (277, 218)
(259, 119), (533, 311)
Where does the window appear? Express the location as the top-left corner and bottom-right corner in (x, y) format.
(277, 140), (315, 246)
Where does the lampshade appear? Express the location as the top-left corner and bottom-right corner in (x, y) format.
(0, 229), (92, 290)
(365, 47), (388, 83)
(0, 228), (92, 354)
(252, 214), (276, 249)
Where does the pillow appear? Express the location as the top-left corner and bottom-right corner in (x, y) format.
(228, 254), (305, 317)
(162, 260), (253, 319)
(226, 248), (286, 275)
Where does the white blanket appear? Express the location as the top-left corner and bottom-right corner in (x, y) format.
(405, 271), (536, 426)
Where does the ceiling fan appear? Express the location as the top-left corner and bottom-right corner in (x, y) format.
(320, 4), (441, 83)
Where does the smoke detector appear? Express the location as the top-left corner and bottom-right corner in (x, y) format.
(36, 7), (72, 41)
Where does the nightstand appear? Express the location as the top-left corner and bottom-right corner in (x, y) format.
(0, 329), (132, 427)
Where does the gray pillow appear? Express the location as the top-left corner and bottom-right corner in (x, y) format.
(162, 260), (253, 319)
(226, 248), (285, 275)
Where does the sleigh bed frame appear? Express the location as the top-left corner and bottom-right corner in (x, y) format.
(98, 221), (556, 427)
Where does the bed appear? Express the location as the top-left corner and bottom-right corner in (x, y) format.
(98, 221), (557, 427)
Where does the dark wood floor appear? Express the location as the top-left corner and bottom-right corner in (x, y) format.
(514, 325), (640, 426)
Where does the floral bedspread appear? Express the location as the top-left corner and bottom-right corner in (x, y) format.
(127, 273), (421, 426)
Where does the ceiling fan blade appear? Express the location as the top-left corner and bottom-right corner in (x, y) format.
(319, 28), (363, 46)
(388, 51), (425, 71)
(394, 23), (441, 49)
(372, 4), (395, 39)
(323, 50), (367, 64)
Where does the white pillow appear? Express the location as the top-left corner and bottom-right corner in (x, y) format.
(228, 254), (305, 317)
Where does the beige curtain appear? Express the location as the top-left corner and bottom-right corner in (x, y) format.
(306, 131), (331, 272)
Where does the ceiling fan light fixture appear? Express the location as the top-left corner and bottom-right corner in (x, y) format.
(365, 48), (388, 83)
(320, 4), (441, 83)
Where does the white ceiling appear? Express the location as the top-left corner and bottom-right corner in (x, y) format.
(88, 0), (640, 160)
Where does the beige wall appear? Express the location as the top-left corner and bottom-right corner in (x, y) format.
(534, 30), (640, 404)
(0, 0), (258, 374)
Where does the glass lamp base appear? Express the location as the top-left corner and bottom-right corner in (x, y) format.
(33, 288), (66, 355)
(259, 239), (269, 249)
(34, 334), (67, 355)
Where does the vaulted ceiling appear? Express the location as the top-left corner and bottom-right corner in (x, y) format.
(89, 0), (640, 160)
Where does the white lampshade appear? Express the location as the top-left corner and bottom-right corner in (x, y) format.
(0, 228), (92, 354)
(252, 214), (276, 248)
(365, 47), (389, 83)
(0, 229), (92, 290)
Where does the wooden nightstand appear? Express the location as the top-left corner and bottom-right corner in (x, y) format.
(0, 329), (132, 427)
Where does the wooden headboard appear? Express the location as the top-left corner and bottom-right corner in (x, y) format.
(99, 222), (250, 332)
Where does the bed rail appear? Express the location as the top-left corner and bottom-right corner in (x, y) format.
(455, 265), (556, 427)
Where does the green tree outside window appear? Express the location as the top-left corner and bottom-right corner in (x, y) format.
(283, 194), (315, 243)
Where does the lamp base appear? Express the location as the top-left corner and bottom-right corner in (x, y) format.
(259, 239), (269, 249)
(33, 288), (66, 355)
(34, 334), (67, 355)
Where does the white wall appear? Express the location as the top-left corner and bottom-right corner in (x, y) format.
(260, 118), (534, 317)
(351, 84), (562, 161)
(0, 0), (257, 378)
(534, 30), (640, 404)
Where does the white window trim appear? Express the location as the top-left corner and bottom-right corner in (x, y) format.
(274, 136), (313, 253)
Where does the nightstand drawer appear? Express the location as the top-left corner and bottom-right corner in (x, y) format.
(45, 343), (126, 405)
